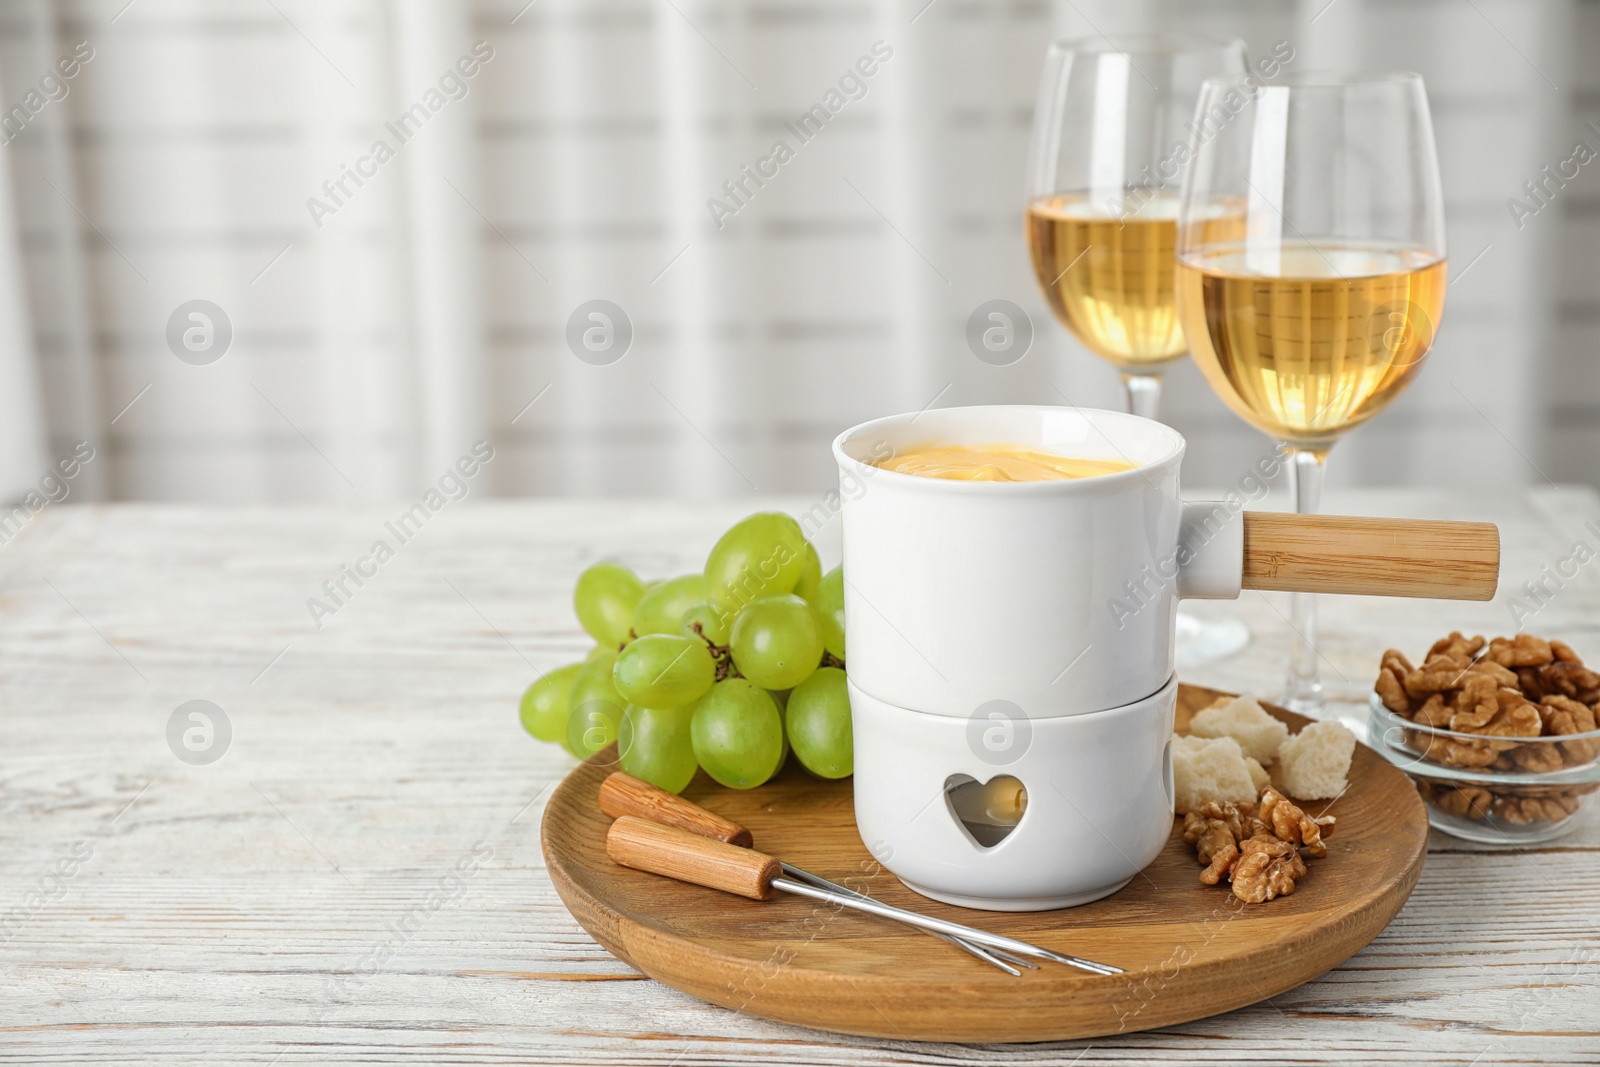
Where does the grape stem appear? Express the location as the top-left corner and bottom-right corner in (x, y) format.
(820, 651), (844, 670)
(689, 622), (742, 681)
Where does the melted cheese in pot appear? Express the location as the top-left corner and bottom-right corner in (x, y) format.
(874, 444), (1134, 482)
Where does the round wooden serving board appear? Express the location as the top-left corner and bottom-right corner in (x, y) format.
(542, 684), (1428, 1042)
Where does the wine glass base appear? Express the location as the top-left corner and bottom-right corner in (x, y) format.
(1283, 695), (1322, 715)
(1322, 700), (1371, 740)
(1174, 611), (1249, 668)
(1282, 681), (1325, 721)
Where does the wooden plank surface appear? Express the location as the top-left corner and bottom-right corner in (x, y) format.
(1, 490), (1598, 1064)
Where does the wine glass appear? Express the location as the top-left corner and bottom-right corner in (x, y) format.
(1026, 33), (1251, 666)
(1175, 71), (1447, 715)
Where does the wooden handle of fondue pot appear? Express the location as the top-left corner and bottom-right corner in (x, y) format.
(599, 772), (754, 847)
(1241, 512), (1499, 601)
(606, 816), (780, 900)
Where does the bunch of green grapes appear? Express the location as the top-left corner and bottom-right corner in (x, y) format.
(517, 512), (852, 793)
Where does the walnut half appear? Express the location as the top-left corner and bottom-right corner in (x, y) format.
(1258, 788), (1335, 858)
(1230, 835), (1308, 903)
(1182, 791), (1329, 903)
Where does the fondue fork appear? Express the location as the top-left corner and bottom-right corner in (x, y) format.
(778, 862), (1038, 976)
(607, 815), (1122, 977)
(598, 771), (1031, 975)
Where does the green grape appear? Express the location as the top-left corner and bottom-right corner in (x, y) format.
(519, 662), (583, 742)
(613, 633), (715, 709)
(813, 566), (845, 661)
(585, 644), (612, 662)
(574, 562), (645, 646)
(566, 698), (624, 760)
(704, 512), (808, 620)
(691, 679), (785, 789)
(566, 652), (626, 757)
(793, 543), (823, 601)
(771, 689), (791, 769)
(572, 650), (622, 709)
(681, 602), (730, 646)
(729, 594), (823, 690)
(561, 733), (583, 759)
(632, 573), (706, 636)
(786, 667), (853, 778)
(619, 705), (699, 794)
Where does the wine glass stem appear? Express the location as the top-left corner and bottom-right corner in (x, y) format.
(1286, 447), (1327, 714)
(1121, 372), (1163, 421)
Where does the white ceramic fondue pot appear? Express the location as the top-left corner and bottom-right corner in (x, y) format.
(833, 404), (1499, 910)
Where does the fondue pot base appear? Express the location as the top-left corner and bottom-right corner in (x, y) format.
(896, 875), (1134, 912)
(849, 677), (1176, 912)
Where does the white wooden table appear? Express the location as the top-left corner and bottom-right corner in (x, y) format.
(2, 489), (1598, 1064)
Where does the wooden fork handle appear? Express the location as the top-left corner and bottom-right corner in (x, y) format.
(1242, 513), (1499, 601)
(606, 816), (780, 900)
(599, 772), (753, 847)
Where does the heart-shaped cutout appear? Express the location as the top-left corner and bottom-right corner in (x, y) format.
(944, 773), (1028, 848)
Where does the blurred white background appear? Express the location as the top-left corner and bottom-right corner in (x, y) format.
(0, 0), (1589, 503)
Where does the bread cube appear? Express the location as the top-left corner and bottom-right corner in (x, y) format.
(1190, 693), (1290, 765)
(1277, 721), (1356, 800)
(1172, 734), (1258, 814)
(1244, 755), (1271, 794)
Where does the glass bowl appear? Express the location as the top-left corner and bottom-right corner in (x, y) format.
(1367, 692), (1600, 844)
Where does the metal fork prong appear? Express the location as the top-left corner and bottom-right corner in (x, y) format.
(932, 931), (1022, 976)
(779, 863), (1022, 976)
(1022, 947), (1124, 975)
(984, 945), (1040, 970)
(772, 872), (1121, 976)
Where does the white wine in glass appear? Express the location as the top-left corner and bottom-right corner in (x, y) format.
(1176, 241), (1445, 444)
(1176, 72), (1448, 715)
(1028, 195), (1249, 367)
(1026, 35), (1251, 665)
